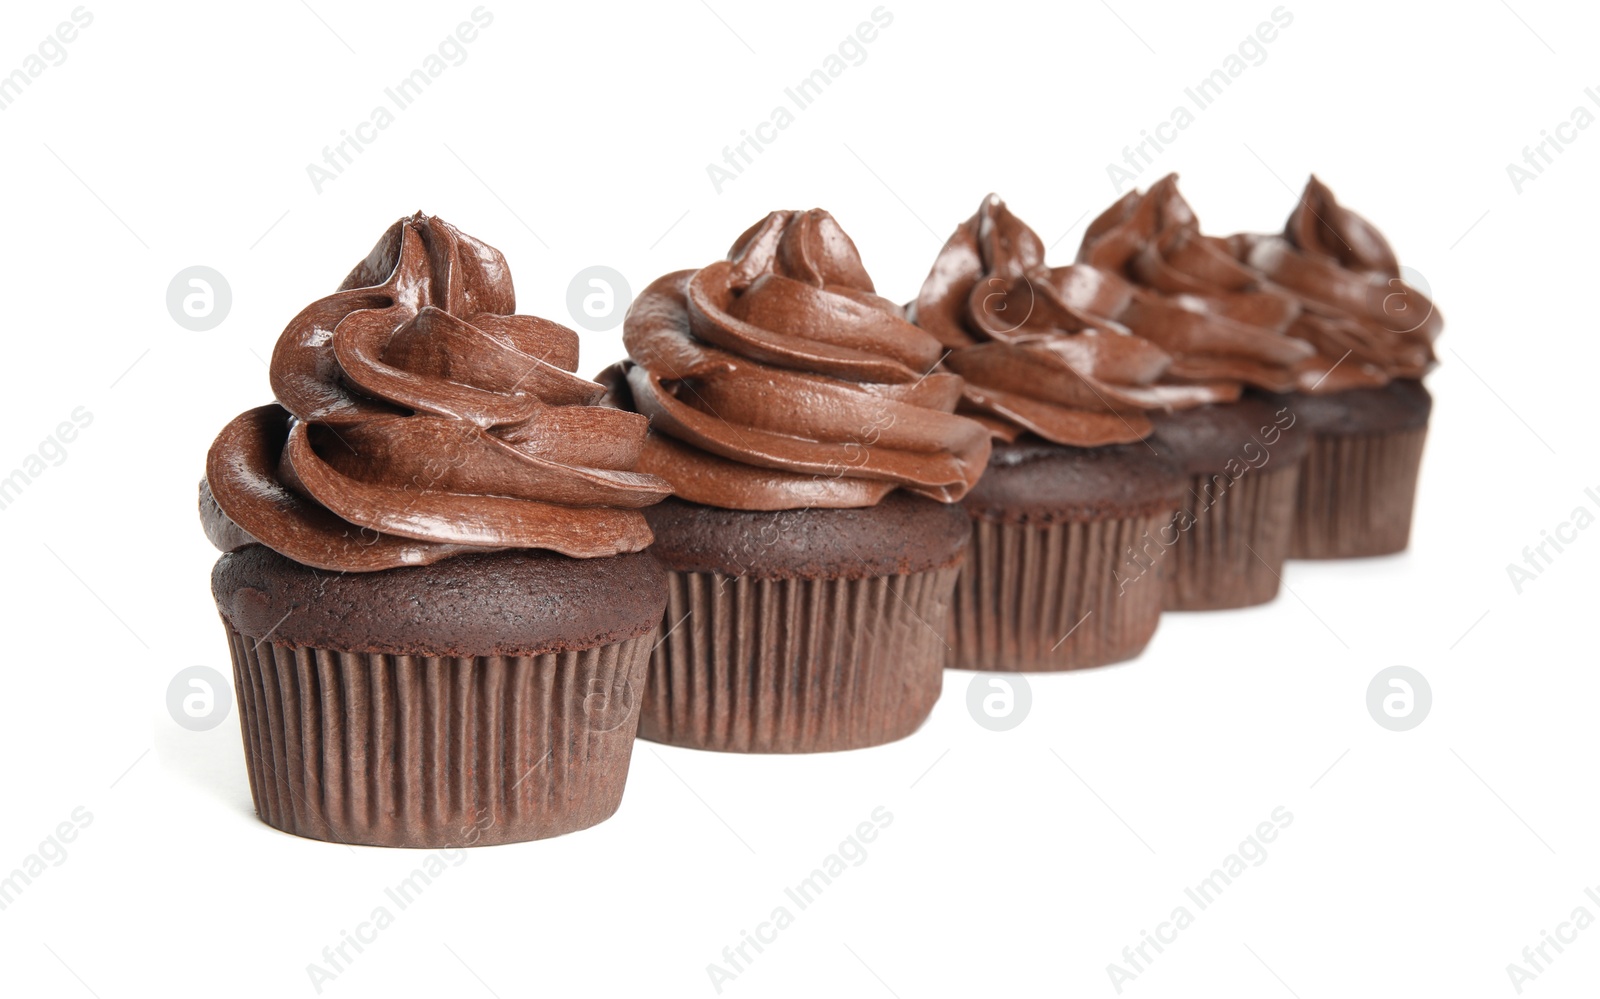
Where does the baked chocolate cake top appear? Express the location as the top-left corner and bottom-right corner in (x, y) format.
(1255, 379), (1433, 436)
(1147, 394), (1310, 475)
(962, 439), (1187, 524)
(642, 491), (970, 579)
(213, 544), (668, 656)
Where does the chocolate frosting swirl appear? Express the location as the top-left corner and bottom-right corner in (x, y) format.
(599, 209), (991, 510)
(909, 195), (1256, 447)
(203, 212), (669, 572)
(1228, 175), (1442, 392)
(1075, 175), (1314, 392)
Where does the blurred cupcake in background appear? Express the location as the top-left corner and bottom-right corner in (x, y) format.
(1228, 176), (1443, 558)
(599, 208), (991, 753)
(910, 194), (1233, 671)
(1076, 174), (1315, 609)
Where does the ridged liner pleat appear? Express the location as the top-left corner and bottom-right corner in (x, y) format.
(1291, 426), (1428, 559)
(639, 567), (959, 753)
(947, 513), (1171, 672)
(1165, 463), (1302, 610)
(223, 626), (656, 847)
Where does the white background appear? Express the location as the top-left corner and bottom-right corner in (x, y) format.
(1, 1), (1596, 996)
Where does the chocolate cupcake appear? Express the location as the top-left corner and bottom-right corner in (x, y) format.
(911, 195), (1235, 671)
(1229, 177), (1442, 558)
(598, 209), (990, 753)
(201, 213), (671, 847)
(1076, 176), (1314, 609)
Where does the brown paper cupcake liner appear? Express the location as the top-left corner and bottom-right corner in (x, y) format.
(224, 624), (655, 847)
(1291, 426), (1428, 559)
(948, 514), (1171, 672)
(638, 567), (959, 753)
(1165, 462), (1302, 610)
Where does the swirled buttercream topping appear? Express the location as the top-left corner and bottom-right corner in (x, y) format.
(1075, 175), (1315, 392)
(203, 212), (669, 572)
(909, 194), (1253, 447)
(599, 209), (991, 511)
(1229, 175), (1441, 392)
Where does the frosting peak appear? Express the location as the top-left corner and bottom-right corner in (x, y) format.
(204, 213), (670, 572)
(601, 209), (991, 510)
(1232, 176), (1442, 391)
(1284, 175), (1400, 274)
(911, 194), (1306, 448)
(1072, 175), (1317, 393)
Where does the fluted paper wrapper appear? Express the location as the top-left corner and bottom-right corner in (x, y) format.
(223, 625), (655, 847)
(639, 567), (959, 753)
(1165, 463), (1301, 610)
(1291, 426), (1428, 559)
(948, 515), (1170, 672)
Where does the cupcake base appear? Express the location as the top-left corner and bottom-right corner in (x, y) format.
(642, 567), (957, 753)
(638, 494), (969, 753)
(1165, 465), (1301, 609)
(1292, 425), (1428, 558)
(1149, 398), (1308, 610)
(949, 513), (1173, 671)
(212, 545), (667, 847)
(227, 627), (654, 847)
(949, 440), (1186, 671)
(1270, 380), (1432, 559)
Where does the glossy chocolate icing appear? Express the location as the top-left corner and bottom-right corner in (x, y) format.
(1228, 176), (1442, 392)
(203, 213), (670, 572)
(1074, 177), (1316, 392)
(909, 194), (1263, 447)
(599, 209), (991, 511)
